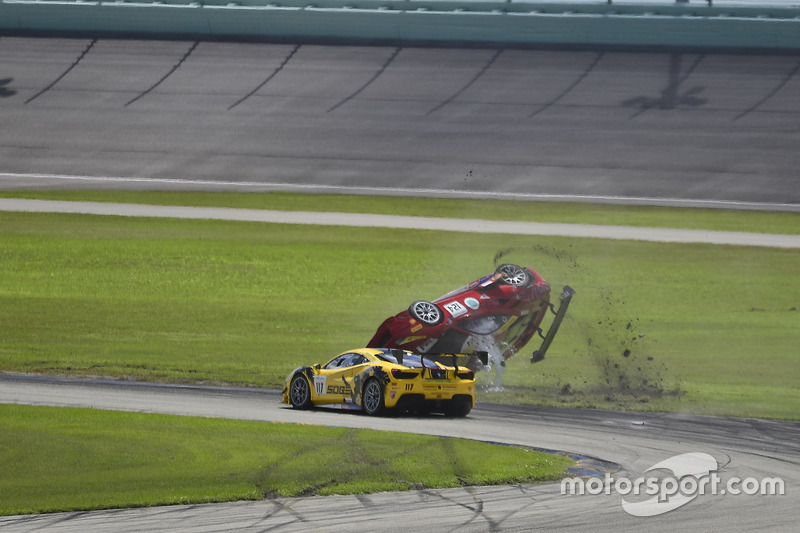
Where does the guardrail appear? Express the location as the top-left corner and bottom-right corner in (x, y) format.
(1, 0), (799, 49)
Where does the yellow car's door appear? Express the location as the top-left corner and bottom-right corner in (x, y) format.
(314, 352), (369, 405)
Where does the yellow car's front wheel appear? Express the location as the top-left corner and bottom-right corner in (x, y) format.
(362, 379), (384, 416)
(289, 375), (313, 410)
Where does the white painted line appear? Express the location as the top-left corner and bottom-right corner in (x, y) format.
(1, 198), (798, 248)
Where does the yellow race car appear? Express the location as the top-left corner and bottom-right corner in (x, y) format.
(282, 347), (487, 417)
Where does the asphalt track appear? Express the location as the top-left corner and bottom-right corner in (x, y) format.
(1, 36), (799, 531)
(0, 376), (798, 532)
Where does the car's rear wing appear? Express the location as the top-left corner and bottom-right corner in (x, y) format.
(391, 349), (489, 371)
(531, 285), (575, 364)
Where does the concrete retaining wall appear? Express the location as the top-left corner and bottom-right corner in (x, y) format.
(1, 0), (799, 49)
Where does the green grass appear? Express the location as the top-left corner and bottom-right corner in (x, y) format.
(0, 199), (797, 419)
(1, 189), (797, 234)
(0, 404), (573, 516)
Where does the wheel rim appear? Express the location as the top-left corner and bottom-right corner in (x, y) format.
(363, 381), (382, 413)
(498, 265), (528, 286)
(290, 377), (309, 406)
(412, 301), (440, 324)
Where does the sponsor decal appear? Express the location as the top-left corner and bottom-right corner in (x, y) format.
(397, 336), (427, 345)
(411, 323), (423, 333)
(326, 384), (352, 395)
(422, 383), (454, 390)
(443, 301), (468, 318)
(464, 297), (480, 310)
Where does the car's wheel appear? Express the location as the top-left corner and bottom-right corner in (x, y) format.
(289, 375), (313, 409)
(408, 300), (444, 325)
(362, 379), (385, 416)
(444, 397), (472, 418)
(496, 264), (531, 287)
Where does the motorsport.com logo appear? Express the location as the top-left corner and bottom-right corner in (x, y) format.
(561, 452), (785, 517)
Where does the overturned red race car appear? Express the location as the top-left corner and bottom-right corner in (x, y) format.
(367, 264), (574, 366)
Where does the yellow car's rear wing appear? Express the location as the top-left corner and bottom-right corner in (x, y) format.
(391, 349), (489, 373)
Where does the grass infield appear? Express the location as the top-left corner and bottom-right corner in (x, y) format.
(0, 404), (574, 517)
(0, 192), (797, 419)
(0, 190), (797, 515)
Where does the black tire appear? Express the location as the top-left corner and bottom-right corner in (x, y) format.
(408, 300), (444, 326)
(444, 397), (472, 418)
(362, 379), (385, 416)
(289, 374), (314, 410)
(496, 264), (531, 287)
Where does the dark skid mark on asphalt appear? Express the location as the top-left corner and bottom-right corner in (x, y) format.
(0, 77), (16, 97)
(529, 51), (604, 119)
(426, 48), (504, 116)
(623, 53), (706, 119)
(418, 486), (499, 531)
(327, 47), (401, 113)
(260, 499), (309, 525)
(734, 58), (800, 121)
(228, 44), (301, 111)
(24, 39), (97, 105)
(124, 41), (199, 107)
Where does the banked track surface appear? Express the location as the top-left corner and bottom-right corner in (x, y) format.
(1, 37), (799, 207)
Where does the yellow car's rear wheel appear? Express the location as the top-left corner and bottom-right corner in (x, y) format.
(444, 396), (472, 418)
(289, 375), (313, 409)
(362, 379), (384, 416)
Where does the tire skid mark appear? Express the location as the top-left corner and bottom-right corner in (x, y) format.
(124, 41), (199, 107)
(426, 48), (503, 116)
(258, 499), (309, 525)
(473, 486), (545, 532)
(417, 487), (496, 532)
(327, 47), (401, 113)
(735, 58), (800, 121)
(529, 51), (604, 119)
(228, 44), (301, 111)
(24, 39), (97, 105)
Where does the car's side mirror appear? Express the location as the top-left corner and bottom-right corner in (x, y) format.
(314, 364), (321, 371)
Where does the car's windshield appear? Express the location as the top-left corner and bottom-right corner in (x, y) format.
(323, 352), (367, 369)
(433, 283), (471, 303)
(433, 273), (497, 303)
